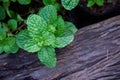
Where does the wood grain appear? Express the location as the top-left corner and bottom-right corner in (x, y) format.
(0, 15), (120, 80)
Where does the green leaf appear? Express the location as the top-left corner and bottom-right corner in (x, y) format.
(2, 0), (9, 2)
(27, 14), (47, 38)
(0, 28), (6, 40)
(62, 0), (79, 10)
(9, 10), (17, 19)
(87, 0), (95, 7)
(41, 31), (55, 46)
(43, 0), (56, 5)
(54, 15), (65, 28)
(55, 22), (77, 48)
(0, 46), (3, 54)
(38, 46), (56, 68)
(55, 35), (74, 48)
(3, 1), (11, 17)
(0, 6), (6, 20)
(96, 0), (104, 6)
(42, 0), (61, 10)
(54, 3), (61, 11)
(65, 22), (77, 34)
(7, 19), (17, 30)
(38, 5), (57, 24)
(47, 25), (56, 33)
(17, 0), (31, 5)
(17, 14), (24, 21)
(2, 23), (9, 32)
(0, 22), (1, 28)
(4, 37), (19, 54)
(16, 30), (41, 52)
(55, 21), (77, 37)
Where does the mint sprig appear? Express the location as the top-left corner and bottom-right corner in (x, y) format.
(16, 5), (77, 68)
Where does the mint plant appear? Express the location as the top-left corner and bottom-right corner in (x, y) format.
(0, 20), (19, 54)
(16, 5), (77, 68)
(0, 27), (19, 54)
(87, 0), (104, 7)
(0, 0), (21, 54)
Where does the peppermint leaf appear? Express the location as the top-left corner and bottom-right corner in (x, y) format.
(96, 0), (104, 6)
(7, 19), (17, 30)
(0, 28), (6, 40)
(0, 46), (3, 54)
(87, 0), (95, 7)
(41, 31), (55, 46)
(38, 5), (57, 24)
(54, 15), (65, 29)
(55, 35), (74, 48)
(38, 46), (56, 68)
(4, 37), (19, 54)
(62, 0), (79, 10)
(55, 22), (77, 48)
(65, 22), (77, 34)
(16, 30), (41, 52)
(27, 14), (47, 38)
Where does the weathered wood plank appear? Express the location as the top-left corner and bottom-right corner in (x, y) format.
(0, 15), (120, 80)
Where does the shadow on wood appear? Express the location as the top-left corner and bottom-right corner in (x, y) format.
(0, 15), (120, 80)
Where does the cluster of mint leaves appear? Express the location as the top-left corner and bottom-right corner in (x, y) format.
(0, 0), (29, 54)
(0, 27), (19, 54)
(16, 5), (77, 67)
(0, 18), (19, 54)
(61, 0), (104, 10)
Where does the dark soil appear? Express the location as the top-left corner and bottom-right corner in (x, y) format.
(68, 0), (120, 28)
(10, 0), (44, 19)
